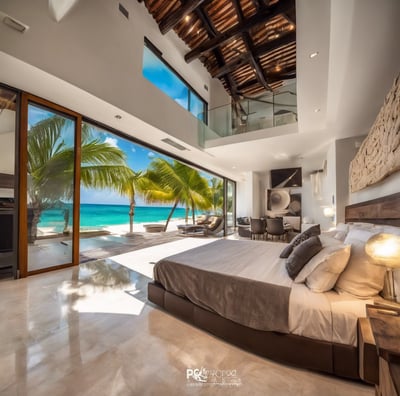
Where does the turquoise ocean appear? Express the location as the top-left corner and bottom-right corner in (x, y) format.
(39, 203), (194, 232)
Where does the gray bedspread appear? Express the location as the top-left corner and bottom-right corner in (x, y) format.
(153, 239), (292, 332)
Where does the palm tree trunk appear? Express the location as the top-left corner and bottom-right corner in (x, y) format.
(28, 202), (42, 244)
(164, 200), (179, 231)
(129, 198), (135, 234)
(185, 206), (189, 223)
(191, 197), (195, 224)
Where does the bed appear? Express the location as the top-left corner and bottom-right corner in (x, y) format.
(147, 193), (400, 381)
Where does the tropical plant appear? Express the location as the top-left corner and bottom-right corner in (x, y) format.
(209, 177), (224, 214)
(115, 170), (144, 235)
(142, 158), (213, 230)
(27, 115), (134, 242)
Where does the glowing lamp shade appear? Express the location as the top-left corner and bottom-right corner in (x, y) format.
(365, 233), (400, 268)
(365, 233), (400, 301)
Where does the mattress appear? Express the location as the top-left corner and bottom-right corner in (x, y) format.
(153, 239), (373, 346)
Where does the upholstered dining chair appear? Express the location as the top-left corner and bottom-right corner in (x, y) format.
(266, 218), (287, 241)
(250, 218), (266, 240)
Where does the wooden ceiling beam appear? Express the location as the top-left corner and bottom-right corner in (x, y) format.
(212, 31), (295, 78)
(242, 32), (272, 91)
(196, 5), (239, 101)
(159, 0), (206, 35)
(236, 66), (296, 92)
(184, 0), (294, 63)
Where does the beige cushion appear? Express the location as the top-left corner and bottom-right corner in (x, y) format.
(304, 245), (351, 292)
(286, 236), (323, 280)
(295, 244), (350, 284)
(335, 229), (386, 298)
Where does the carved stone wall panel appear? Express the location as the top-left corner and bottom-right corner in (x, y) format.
(350, 74), (400, 192)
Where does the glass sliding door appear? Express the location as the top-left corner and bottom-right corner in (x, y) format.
(225, 179), (236, 235)
(26, 103), (77, 272)
(0, 86), (18, 278)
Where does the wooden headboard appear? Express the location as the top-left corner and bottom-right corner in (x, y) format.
(345, 192), (400, 227)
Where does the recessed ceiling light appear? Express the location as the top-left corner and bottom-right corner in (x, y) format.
(309, 52), (319, 59)
(185, 15), (190, 22)
(314, 108), (320, 113)
(115, 114), (122, 119)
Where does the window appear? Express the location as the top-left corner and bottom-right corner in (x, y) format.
(142, 39), (207, 122)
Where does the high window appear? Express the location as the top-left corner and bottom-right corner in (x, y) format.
(142, 39), (207, 122)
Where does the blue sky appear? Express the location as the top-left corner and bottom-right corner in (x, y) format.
(81, 127), (169, 205)
(28, 104), (216, 206)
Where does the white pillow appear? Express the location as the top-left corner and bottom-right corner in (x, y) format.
(335, 229), (386, 298)
(382, 225), (400, 236)
(306, 245), (351, 292)
(294, 244), (350, 284)
(319, 234), (343, 247)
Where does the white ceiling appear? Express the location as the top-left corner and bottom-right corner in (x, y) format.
(0, 0), (399, 180)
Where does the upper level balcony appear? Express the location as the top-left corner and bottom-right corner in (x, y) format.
(199, 82), (297, 148)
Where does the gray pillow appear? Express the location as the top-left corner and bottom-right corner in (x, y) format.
(279, 244), (294, 258)
(279, 224), (321, 258)
(285, 236), (323, 279)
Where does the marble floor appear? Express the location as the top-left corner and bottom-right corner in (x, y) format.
(0, 239), (374, 396)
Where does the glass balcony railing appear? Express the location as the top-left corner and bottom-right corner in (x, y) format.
(198, 82), (297, 146)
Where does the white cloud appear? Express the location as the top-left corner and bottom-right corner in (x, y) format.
(148, 152), (156, 158)
(104, 137), (118, 147)
(131, 147), (136, 153)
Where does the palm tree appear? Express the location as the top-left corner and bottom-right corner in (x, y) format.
(27, 116), (134, 242)
(115, 170), (144, 235)
(142, 158), (212, 230)
(209, 177), (224, 214)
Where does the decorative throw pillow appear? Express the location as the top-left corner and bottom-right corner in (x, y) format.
(279, 244), (294, 259)
(286, 236), (323, 279)
(335, 229), (386, 298)
(279, 224), (321, 258)
(304, 245), (351, 292)
(295, 243), (350, 283)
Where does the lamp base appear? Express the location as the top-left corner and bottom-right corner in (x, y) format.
(382, 269), (397, 302)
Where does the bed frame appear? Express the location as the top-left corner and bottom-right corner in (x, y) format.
(147, 192), (400, 381)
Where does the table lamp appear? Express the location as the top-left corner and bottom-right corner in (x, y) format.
(365, 233), (400, 301)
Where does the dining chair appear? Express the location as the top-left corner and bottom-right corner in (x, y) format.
(266, 218), (287, 242)
(250, 218), (266, 240)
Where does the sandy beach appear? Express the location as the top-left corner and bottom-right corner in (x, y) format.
(38, 218), (186, 237)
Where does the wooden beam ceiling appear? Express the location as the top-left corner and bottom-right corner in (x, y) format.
(141, 0), (296, 100)
(159, 0), (206, 34)
(184, 0), (293, 63)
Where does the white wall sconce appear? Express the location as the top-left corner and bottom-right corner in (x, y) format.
(323, 206), (335, 221)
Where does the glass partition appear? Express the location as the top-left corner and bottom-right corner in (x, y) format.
(27, 103), (76, 272)
(203, 81), (297, 145)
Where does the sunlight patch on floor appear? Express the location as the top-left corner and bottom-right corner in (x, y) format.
(73, 288), (145, 316)
(109, 237), (217, 278)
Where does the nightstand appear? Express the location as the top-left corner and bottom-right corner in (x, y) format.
(358, 317), (379, 385)
(364, 304), (400, 396)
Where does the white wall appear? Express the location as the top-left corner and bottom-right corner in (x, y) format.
(350, 171), (400, 204)
(0, 0), (227, 151)
(236, 171), (264, 218)
(236, 173), (253, 218)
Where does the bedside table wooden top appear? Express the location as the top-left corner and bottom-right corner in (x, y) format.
(367, 305), (400, 362)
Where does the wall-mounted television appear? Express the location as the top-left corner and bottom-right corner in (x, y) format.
(270, 167), (302, 188)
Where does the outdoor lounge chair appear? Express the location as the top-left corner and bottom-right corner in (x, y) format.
(203, 216), (224, 236)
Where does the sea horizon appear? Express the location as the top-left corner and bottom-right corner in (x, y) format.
(38, 203), (199, 232)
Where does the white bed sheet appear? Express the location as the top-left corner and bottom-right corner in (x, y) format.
(289, 284), (373, 346)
